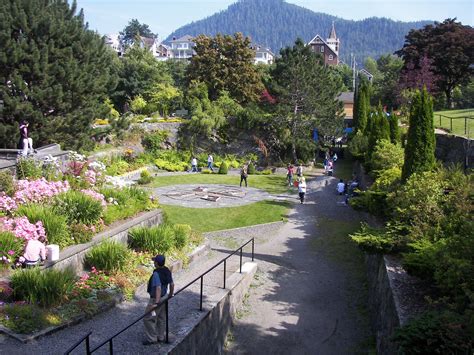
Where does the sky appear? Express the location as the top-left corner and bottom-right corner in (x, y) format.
(75, 0), (473, 39)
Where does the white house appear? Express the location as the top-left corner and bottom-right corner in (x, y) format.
(104, 33), (122, 56)
(170, 35), (195, 60)
(252, 44), (274, 65)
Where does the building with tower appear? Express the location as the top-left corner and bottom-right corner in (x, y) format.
(307, 22), (340, 66)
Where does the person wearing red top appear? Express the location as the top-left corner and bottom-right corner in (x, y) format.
(287, 164), (294, 186)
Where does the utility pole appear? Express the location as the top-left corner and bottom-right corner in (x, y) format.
(351, 53), (356, 91)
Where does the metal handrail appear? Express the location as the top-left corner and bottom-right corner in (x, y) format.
(66, 238), (255, 355)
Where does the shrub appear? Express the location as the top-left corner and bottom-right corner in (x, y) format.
(0, 231), (23, 268)
(54, 190), (103, 225)
(0, 171), (15, 196)
(371, 167), (402, 193)
(369, 139), (404, 176)
(137, 169), (153, 185)
(392, 311), (473, 354)
(84, 241), (131, 273)
(347, 132), (369, 160)
(201, 169), (212, 174)
(218, 161), (229, 175)
(247, 163), (256, 175)
(142, 131), (169, 153)
(11, 267), (76, 307)
(69, 223), (96, 245)
(105, 159), (130, 176)
(16, 157), (43, 180)
(349, 223), (396, 254)
(128, 224), (175, 254)
(173, 224), (192, 250)
(15, 204), (69, 247)
(349, 190), (390, 217)
(261, 169), (272, 175)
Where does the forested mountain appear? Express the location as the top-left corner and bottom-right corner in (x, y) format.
(165, 0), (432, 63)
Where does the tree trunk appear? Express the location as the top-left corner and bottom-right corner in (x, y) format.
(446, 88), (453, 109)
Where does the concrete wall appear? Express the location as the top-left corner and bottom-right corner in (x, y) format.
(435, 133), (473, 169)
(44, 210), (163, 274)
(168, 262), (257, 355)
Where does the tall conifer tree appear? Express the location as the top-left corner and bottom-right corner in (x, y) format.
(0, 0), (118, 149)
(401, 87), (435, 181)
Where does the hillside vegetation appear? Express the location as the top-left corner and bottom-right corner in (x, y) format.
(166, 0), (431, 63)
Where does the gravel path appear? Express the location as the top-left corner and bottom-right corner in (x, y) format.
(223, 174), (375, 355)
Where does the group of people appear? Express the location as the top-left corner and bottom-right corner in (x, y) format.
(336, 176), (359, 204)
(323, 150), (338, 176)
(190, 154), (214, 172)
(287, 163), (307, 204)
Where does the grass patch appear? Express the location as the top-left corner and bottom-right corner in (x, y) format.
(150, 174), (295, 195)
(311, 216), (374, 353)
(333, 150), (355, 181)
(161, 200), (290, 233)
(433, 109), (474, 137)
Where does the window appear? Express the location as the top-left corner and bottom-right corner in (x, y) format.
(329, 55), (333, 60)
(320, 46), (324, 53)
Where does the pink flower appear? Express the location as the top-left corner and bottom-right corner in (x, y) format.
(7, 250), (15, 256)
(80, 189), (107, 207)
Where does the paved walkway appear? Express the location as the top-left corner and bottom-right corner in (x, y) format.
(223, 175), (374, 355)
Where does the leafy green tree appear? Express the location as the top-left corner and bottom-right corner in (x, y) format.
(187, 33), (263, 103)
(367, 105), (391, 158)
(130, 96), (147, 114)
(146, 83), (181, 117)
(372, 55), (403, 109)
(401, 87), (435, 181)
(0, 0), (118, 150)
(119, 19), (155, 50)
(269, 39), (343, 161)
(112, 45), (172, 111)
(396, 19), (474, 108)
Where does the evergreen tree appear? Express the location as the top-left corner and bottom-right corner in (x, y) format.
(402, 87), (435, 181)
(354, 81), (370, 134)
(187, 33), (263, 103)
(367, 104), (390, 157)
(269, 39), (343, 161)
(0, 0), (118, 150)
(119, 19), (156, 50)
(389, 112), (400, 144)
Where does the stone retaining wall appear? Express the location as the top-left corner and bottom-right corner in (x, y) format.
(44, 209), (163, 274)
(366, 254), (427, 355)
(435, 133), (473, 169)
(167, 262), (258, 355)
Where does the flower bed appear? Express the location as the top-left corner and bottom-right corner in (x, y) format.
(0, 223), (204, 338)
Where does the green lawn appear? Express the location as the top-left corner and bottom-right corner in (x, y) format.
(433, 109), (474, 137)
(150, 173), (295, 195)
(161, 200), (290, 233)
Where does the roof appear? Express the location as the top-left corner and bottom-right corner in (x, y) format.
(307, 35), (338, 57)
(338, 92), (354, 104)
(170, 35), (194, 43)
(329, 22), (337, 39)
(359, 68), (374, 79)
(251, 44), (275, 56)
(140, 36), (155, 49)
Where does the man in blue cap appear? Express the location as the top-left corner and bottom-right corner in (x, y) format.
(143, 254), (174, 345)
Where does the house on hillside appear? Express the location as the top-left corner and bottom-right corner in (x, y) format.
(338, 91), (354, 126)
(358, 68), (374, 82)
(104, 34), (123, 56)
(307, 22), (340, 66)
(251, 44), (274, 65)
(170, 35), (195, 60)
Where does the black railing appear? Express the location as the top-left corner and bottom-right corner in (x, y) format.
(65, 238), (255, 355)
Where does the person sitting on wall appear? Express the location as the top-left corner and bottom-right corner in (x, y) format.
(18, 237), (47, 267)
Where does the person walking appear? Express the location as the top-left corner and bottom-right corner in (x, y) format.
(287, 164), (294, 187)
(207, 154), (214, 172)
(18, 120), (36, 156)
(240, 164), (248, 187)
(191, 157), (198, 172)
(143, 254), (174, 345)
(298, 177), (307, 204)
(337, 179), (345, 195)
(296, 164), (303, 178)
